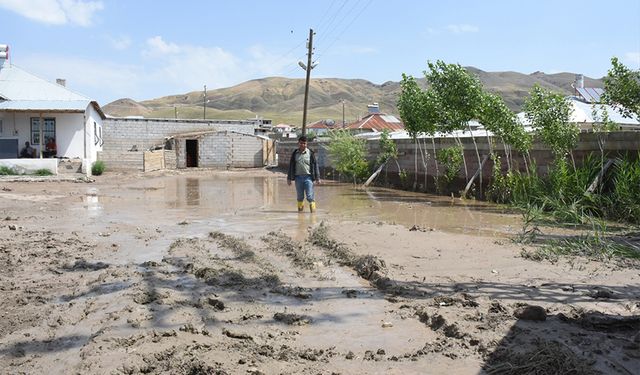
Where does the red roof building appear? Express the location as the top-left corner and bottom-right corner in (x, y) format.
(345, 113), (404, 134)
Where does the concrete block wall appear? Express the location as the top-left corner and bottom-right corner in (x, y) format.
(99, 118), (259, 170)
(278, 131), (640, 192)
(175, 131), (264, 169)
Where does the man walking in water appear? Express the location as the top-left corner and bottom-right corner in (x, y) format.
(287, 136), (321, 212)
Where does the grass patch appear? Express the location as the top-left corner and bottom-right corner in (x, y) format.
(0, 166), (18, 175)
(34, 168), (53, 176)
(484, 339), (598, 375)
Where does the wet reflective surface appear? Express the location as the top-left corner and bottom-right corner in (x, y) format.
(62, 173), (520, 264)
(80, 174), (519, 238)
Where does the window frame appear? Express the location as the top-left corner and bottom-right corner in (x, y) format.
(30, 117), (56, 145)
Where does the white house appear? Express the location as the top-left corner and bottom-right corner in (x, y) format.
(0, 46), (105, 172)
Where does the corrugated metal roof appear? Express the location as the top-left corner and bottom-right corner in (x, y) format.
(0, 100), (90, 112)
(346, 113), (404, 131)
(0, 62), (90, 101)
(517, 97), (639, 125)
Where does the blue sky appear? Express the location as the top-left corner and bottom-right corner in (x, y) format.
(1, 0), (639, 105)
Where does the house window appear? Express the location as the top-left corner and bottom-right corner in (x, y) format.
(31, 117), (56, 145)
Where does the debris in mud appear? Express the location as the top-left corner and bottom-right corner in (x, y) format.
(203, 297), (225, 311)
(222, 328), (253, 340)
(434, 294), (479, 308)
(309, 221), (354, 266)
(354, 255), (386, 279)
(558, 310), (640, 332)
(209, 231), (255, 260)
(488, 301), (509, 315)
(133, 290), (161, 305)
(409, 225), (433, 232)
(483, 339), (598, 375)
(342, 289), (358, 298)
(262, 231), (316, 269)
(513, 305), (547, 321)
(273, 312), (312, 326)
(64, 259), (109, 271)
(271, 285), (312, 299)
(587, 287), (621, 300)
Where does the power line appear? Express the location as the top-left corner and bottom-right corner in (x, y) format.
(315, 0), (373, 62)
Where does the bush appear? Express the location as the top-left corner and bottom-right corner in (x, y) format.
(92, 160), (105, 175)
(0, 166), (18, 175)
(34, 168), (53, 176)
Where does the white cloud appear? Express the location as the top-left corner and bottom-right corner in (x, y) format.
(17, 38), (300, 103)
(0, 0), (103, 26)
(425, 27), (440, 36)
(446, 24), (479, 34)
(106, 35), (131, 51)
(20, 54), (143, 101)
(142, 38), (295, 91)
(623, 52), (640, 68)
(144, 36), (181, 56)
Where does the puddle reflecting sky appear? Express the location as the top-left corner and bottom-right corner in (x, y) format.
(82, 174), (519, 242)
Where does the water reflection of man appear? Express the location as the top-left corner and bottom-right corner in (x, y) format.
(287, 136), (321, 213)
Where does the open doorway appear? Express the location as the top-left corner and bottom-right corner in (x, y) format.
(186, 139), (198, 167)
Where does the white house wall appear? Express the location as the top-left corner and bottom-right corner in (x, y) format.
(55, 113), (85, 158)
(84, 104), (103, 162)
(0, 109), (106, 162)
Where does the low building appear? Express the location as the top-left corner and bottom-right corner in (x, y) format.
(306, 119), (337, 137)
(166, 130), (276, 169)
(345, 103), (404, 135)
(0, 46), (105, 171)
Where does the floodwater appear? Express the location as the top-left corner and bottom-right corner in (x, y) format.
(64, 173), (520, 264)
(87, 174), (518, 233)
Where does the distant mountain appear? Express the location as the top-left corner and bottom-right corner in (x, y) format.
(103, 68), (604, 125)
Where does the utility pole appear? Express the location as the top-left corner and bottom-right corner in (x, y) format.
(203, 85), (207, 120)
(341, 99), (345, 127)
(174, 106), (178, 119)
(301, 28), (315, 136)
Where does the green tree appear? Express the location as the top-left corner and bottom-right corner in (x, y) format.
(523, 85), (576, 159)
(376, 129), (398, 166)
(478, 92), (532, 171)
(327, 130), (369, 184)
(603, 57), (640, 119)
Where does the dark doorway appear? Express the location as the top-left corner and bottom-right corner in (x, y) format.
(186, 139), (198, 167)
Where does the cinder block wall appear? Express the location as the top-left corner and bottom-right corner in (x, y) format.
(278, 131), (640, 192)
(99, 118), (259, 170)
(175, 131), (264, 169)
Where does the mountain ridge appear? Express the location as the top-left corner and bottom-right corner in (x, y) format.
(103, 67), (604, 125)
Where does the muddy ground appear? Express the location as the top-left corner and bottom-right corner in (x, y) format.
(0, 169), (639, 375)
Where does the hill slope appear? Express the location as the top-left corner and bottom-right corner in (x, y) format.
(103, 68), (603, 125)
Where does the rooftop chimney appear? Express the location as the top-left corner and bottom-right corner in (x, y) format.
(56, 78), (66, 87)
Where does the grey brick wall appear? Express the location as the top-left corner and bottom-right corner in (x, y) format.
(175, 131), (265, 169)
(99, 117), (259, 170)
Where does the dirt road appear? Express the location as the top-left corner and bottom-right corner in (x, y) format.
(1, 169), (638, 374)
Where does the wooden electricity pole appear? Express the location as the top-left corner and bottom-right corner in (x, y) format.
(301, 28), (314, 136)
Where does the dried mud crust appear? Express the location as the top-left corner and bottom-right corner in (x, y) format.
(1, 211), (639, 374)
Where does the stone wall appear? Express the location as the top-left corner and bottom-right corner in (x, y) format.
(99, 117), (259, 170)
